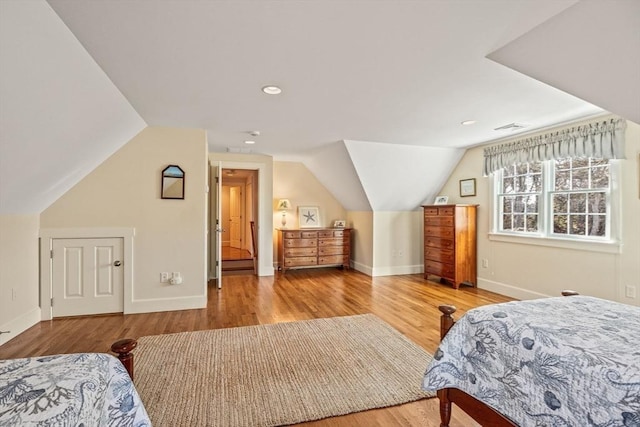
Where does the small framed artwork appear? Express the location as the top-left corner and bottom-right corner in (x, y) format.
(459, 178), (476, 197)
(298, 206), (321, 228)
(434, 196), (448, 205)
(334, 220), (346, 228)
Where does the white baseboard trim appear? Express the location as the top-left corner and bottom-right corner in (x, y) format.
(478, 278), (552, 301)
(0, 307), (41, 346)
(351, 261), (373, 276)
(126, 295), (207, 314)
(371, 263), (423, 277)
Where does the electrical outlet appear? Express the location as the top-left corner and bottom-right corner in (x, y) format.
(482, 259), (489, 268)
(625, 285), (637, 299)
(160, 272), (170, 283)
(398, 250), (403, 257)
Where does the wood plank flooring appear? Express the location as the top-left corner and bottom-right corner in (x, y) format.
(0, 269), (514, 426)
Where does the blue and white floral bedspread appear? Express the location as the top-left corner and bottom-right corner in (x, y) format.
(0, 353), (151, 426)
(422, 296), (640, 426)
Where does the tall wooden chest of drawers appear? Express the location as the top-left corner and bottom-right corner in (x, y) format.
(422, 204), (477, 289)
(277, 228), (351, 274)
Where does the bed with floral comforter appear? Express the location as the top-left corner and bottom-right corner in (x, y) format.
(0, 352), (150, 426)
(422, 296), (640, 426)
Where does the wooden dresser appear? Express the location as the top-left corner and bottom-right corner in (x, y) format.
(422, 204), (477, 289)
(277, 228), (352, 274)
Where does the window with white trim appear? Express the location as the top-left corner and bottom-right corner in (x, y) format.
(495, 157), (614, 240)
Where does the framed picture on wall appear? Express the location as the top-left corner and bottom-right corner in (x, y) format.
(459, 178), (476, 197)
(298, 206), (320, 228)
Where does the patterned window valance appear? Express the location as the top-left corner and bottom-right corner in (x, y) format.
(483, 117), (627, 176)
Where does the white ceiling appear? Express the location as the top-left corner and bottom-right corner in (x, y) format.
(46, 0), (604, 158)
(3, 0), (637, 215)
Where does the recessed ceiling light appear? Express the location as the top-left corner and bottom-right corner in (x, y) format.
(262, 85), (282, 95)
(461, 120), (477, 126)
(244, 140), (255, 144)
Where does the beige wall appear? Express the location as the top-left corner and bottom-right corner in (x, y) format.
(0, 215), (41, 345)
(273, 161), (346, 229)
(41, 127), (209, 313)
(438, 118), (640, 305)
(273, 161), (347, 266)
(347, 211), (373, 274)
(372, 211), (424, 276)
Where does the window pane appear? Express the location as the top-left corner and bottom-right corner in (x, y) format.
(572, 168), (589, 189)
(515, 176), (526, 193)
(514, 196), (526, 213)
(502, 196), (513, 213)
(555, 171), (570, 191)
(527, 195), (538, 212)
(555, 158), (571, 171)
(588, 214), (606, 236)
(588, 192), (606, 213)
(503, 177), (514, 193)
(553, 194), (568, 213)
(529, 174), (542, 192)
(569, 193), (586, 213)
(569, 215), (586, 235)
(502, 214), (512, 230)
(572, 157), (589, 168)
(515, 163), (528, 175)
(554, 215), (568, 234)
(591, 166), (609, 188)
(502, 165), (515, 178)
(590, 158), (608, 167)
(513, 214), (524, 231)
(529, 162), (542, 173)
(526, 214), (538, 232)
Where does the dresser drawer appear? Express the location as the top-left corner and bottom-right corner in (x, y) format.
(318, 255), (347, 265)
(424, 226), (454, 238)
(285, 257), (318, 267)
(283, 231), (301, 239)
(425, 260), (455, 279)
(318, 246), (345, 256)
(285, 247), (317, 257)
(424, 248), (454, 263)
(424, 216), (454, 226)
(301, 231), (318, 238)
(424, 237), (454, 250)
(284, 238), (317, 248)
(318, 238), (344, 247)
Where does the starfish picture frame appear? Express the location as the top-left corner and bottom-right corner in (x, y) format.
(298, 206), (320, 228)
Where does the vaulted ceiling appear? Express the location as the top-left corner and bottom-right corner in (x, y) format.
(1, 0), (637, 214)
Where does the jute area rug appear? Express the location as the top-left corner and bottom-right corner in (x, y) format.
(134, 314), (434, 426)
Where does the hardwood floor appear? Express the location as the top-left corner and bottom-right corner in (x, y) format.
(0, 269), (514, 426)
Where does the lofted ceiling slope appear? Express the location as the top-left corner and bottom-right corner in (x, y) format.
(0, 0), (146, 215)
(5, 1), (638, 216)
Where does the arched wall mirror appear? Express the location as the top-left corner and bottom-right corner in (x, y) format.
(161, 165), (185, 199)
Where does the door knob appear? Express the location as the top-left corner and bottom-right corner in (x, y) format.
(114, 260), (122, 267)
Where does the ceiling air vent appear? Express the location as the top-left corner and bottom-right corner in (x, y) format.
(494, 122), (527, 131)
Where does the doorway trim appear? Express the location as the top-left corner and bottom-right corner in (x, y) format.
(40, 227), (135, 321)
(213, 160), (274, 277)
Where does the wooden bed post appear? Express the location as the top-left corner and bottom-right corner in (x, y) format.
(437, 305), (457, 427)
(561, 290), (580, 296)
(111, 338), (137, 380)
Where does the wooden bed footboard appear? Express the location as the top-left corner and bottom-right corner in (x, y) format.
(111, 338), (137, 380)
(435, 291), (579, 427)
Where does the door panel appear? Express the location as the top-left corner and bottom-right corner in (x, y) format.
(52, 238), (124, 317)
(230, 186), (242, 247)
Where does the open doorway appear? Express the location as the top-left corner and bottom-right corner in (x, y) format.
(220, 168), (258, 275)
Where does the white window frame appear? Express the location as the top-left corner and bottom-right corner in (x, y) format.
(489, 159), (622, 254)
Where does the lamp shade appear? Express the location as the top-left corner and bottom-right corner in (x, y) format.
(277, 199), (291, 210)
